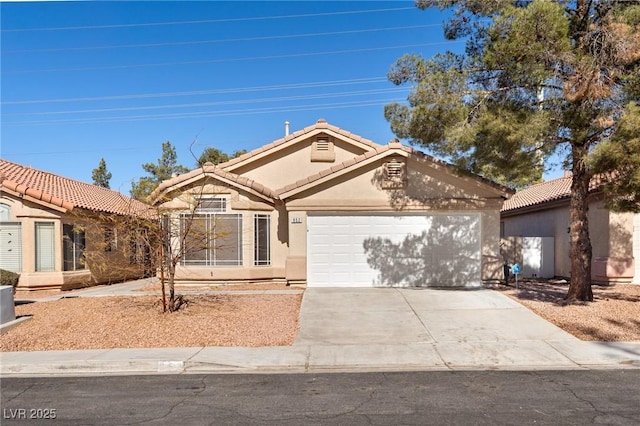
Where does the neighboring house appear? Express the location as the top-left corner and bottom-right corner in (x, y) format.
(0, 159), (153, 290)
(150, 119), (513, 288)
(501, 175), (640, 284)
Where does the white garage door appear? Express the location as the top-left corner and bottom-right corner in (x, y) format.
(307, 214), (481, 288)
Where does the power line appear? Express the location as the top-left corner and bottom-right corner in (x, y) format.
(5, 24), (443, 54)
(5, 88), (406, 116)
(5, 41), (463, 74)
(1, 77), (388, 105)
(1, 6), (416, 32)
(4, 97), (406, 126)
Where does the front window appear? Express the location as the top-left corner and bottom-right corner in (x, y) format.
(254, 214), (271, 266)
(63, 223), (85, 271)
(35, 222), (55, 272)
(180, 213), (243, 266)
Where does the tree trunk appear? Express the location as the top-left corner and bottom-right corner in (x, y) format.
(566, 145), (593, 302)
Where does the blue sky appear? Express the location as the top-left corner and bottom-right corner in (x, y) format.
(1, 1), (562, 194)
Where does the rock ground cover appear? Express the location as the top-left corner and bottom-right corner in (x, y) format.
(1, 281), (638, 352)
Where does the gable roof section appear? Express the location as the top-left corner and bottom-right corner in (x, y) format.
(501, 175), (603, 213)
(277, 140), (514, 199)
(219, 118), (382, 172)
(0, 158), (149, 216)
(149, 162), (277, 205)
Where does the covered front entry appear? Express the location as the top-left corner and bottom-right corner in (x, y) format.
(306, 214), (481, 288)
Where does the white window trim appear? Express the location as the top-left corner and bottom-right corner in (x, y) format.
(254, 214), (271, 266)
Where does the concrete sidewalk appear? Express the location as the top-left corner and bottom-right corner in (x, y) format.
(2, 285), (639, 377)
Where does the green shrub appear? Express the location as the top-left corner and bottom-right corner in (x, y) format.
(0, 269), (20, 289)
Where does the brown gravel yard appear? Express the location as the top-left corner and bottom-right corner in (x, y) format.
(0, 292), (302, 352)
(2, 280), (639, 352)
(493, 280), (640, 342)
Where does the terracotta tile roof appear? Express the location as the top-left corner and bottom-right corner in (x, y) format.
(219, 118), (382, 170)
(0, 158), (150, 216)
(150, 162), (278, 204)
(276, 140), (514, 198)
(501, 175), (602, 212)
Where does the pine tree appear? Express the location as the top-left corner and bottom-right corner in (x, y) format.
(385, 0), (640, 301)
(131, 141), (189, 201)
(196, 147), (248, 167)
(91, 158), (112, 188)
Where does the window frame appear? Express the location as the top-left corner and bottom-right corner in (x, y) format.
(254, 214), (271, 266)
(35, 221), (56, 272)
(195, 197), (227, 213)
(180, 212), (243, 267)
(63, 223), (86, 271)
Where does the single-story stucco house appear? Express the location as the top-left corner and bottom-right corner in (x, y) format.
(501, 175), (640, 284)
(150, 119), (513, 288)
(0, 159), (153, 290)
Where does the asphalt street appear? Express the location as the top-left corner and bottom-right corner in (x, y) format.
(2, 370), (639, 425)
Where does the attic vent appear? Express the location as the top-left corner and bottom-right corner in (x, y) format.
(382, 159), (407, 189)
(386, 161), (403, 177)
(315, 138), (330, 151)
(311, 135), (335, 162)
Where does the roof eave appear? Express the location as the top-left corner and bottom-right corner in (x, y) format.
(220, 125), (382, 173)
(151, 169), (277, 206)
(1, 181), (74, 212)
(277, 148), (409, 200)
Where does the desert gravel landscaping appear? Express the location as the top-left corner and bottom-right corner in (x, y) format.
(494, 280), (640, 342)
(1, 291), (302, 352)
(1, 280), (639, 352)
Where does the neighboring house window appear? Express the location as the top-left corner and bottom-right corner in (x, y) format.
(105, 227), (117, 252)
(129, 229), (145, 265)
(254, 214), (271, 266)
(0, 203), (11, 221)
(0, 204), (22, 272)
(381, 159), (407, 189)
(35, 222), (55, 272)
(180, 213), (243, 266)
(311, 135), (335, 162)
(63, 223), (86, 271)
(500, 221), (505, 238)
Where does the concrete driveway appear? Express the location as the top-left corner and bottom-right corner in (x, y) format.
(294, 287), (576, 346)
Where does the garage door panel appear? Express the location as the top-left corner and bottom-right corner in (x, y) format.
(308, 214), (481, 288)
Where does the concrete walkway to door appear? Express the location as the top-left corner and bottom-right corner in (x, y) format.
(294, 287), (640, 370)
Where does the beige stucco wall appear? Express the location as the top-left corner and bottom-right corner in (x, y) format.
(1, 194), (147, 290)
(228, 134), (370, 190)
(501, 199), (636, 283)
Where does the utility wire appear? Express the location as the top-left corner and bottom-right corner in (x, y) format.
(1, 6), (416, 32)
(5, 41), (463, 74)
(5, 24), (443, 54)
(5, 88), (406, 116)
(1, 77), (388, 105)
(5, 97), (405, 126)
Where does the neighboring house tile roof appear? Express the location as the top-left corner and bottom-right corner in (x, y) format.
(150, 162), (278, 203)
(501, 175), (602, 213)
(0, 158), (150, 216)
(219, 118), (381, 170)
